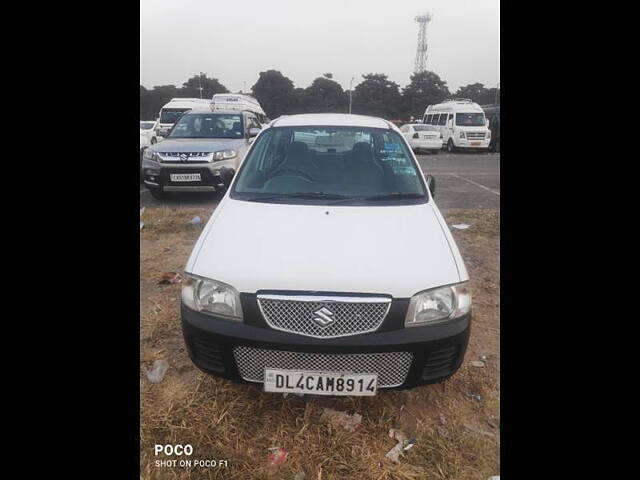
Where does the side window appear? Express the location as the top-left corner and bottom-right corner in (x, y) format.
(438, 114), (447, 126)
(448, 114), (453, 125)
(432, 114), (440, 125)
(426, 114), (433, 124)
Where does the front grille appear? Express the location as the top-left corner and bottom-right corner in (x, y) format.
(422, 345), (459, 381)
(233, 346), (413, 388)
(257, 294), (391, 338)
(466, 132), (486, 139)
(158, 152), (211, 164)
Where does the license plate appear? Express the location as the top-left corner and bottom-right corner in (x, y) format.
(170, 173), (201, 182)
(471, 141), (481, 146)
(264, 369), (378, 396)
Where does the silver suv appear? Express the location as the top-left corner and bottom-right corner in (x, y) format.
(142, 109), (262, 199)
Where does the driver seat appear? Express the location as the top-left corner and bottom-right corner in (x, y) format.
(274, 141), (319, 179)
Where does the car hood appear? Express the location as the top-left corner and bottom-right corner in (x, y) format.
(187, 199), (464, 298)
(151, 138), (245, 152)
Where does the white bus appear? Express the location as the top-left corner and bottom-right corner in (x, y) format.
(156, 98), (212, 137)
(422, 99), (491, 153)
(211, 93), (269, 125)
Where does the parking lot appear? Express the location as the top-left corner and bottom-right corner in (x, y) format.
(140, 151), (500, 211)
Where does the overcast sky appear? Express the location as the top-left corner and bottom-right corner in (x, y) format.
(140, 0), (499, 93)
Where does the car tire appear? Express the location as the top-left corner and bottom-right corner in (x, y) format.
(447, 139), (456, 153)
(150, 137), (156, 145)
(149, 187), (167, 200)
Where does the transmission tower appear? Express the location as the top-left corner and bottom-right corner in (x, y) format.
(414, 13), (433, 73)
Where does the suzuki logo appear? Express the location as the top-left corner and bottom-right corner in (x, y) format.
(179, 153), (188, 162)
(312, 307), (335, 328)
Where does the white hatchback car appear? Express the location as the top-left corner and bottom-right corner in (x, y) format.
(181, 113), (470, 395)
(400, 123), (443, 154)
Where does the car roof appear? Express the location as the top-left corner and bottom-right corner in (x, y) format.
(183, 107), (246, 115)
(271, 113), (392, 129)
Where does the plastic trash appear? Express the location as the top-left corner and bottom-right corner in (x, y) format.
(470, 361), (486, 368)
(147, 359), (169, 383)
(266, 447), (287, 473)
(385, 429), (414, 463)
(451, 224), (471, 230)
(188, 216), (202, 225)
(158, 272), (182, 285)
(320, 408), (362, 432)
(468, 393), (482, 402)
(140, 207), (145, 230)
(488, 476), (500, 480)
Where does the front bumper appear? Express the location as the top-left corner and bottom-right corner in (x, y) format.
(455, 138), (491, 148)
(181, 299), (470, 390)
(141, 159), (234, 192)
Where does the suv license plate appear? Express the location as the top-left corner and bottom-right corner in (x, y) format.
(170, 173), (201, 182)
(264, 369), (377, 396)
(471, 141), (481, 146)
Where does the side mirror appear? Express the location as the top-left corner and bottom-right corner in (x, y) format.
(426, 175), (436, 198)
(248, 127), (261, 138)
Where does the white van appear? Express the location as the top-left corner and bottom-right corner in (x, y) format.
(180, 113), (471, 395)
(423, 99), (491, 153)
(212, 93), (269, 125)
(157, 98), (212, 137)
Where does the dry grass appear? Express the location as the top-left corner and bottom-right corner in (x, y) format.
(140, 207), (500, 480)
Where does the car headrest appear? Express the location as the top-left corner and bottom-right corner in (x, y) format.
(286, 141), (309, 159)
(351, 142), (373, 163)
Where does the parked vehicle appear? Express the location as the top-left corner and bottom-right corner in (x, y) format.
(181, 113), (471, 395)
(481, 104), (500, 152)
(400, 123), (443, 154)
(141, 107), (262, 199)
(156, 98), (212, 137)
(423, 99), (491, 153)
(140, 120), (159, 145)
(212, 93), (269, 125)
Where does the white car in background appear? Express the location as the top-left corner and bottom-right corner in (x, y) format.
(140, 120), (159, 145)
(400, 124), (443, 154)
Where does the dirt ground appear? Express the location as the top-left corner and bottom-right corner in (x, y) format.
(140, 207), (500, 480)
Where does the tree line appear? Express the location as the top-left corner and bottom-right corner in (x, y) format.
(140, 71), (499, 122)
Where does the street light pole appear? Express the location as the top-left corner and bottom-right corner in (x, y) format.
(348, 77), (355, 114)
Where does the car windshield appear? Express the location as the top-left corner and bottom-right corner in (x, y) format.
(231, 126), (427, 205)
(159, 108), (190, 124)
(413, 125), (437, 132)
(167, 113), (243, 139)
(455, 112), (486, 126)
(140, 122), (155, 130)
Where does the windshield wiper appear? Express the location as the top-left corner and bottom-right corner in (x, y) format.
(329, 192), (426, 204)
(244, 192), (348, 202)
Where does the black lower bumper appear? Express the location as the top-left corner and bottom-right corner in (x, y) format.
(142, 167), (234, 190)
(181, 302), (470, 390)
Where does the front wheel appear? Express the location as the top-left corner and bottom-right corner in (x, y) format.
(446, 139), (456, 153)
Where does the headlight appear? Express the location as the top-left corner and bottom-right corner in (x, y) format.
(212, 149), (237, 161)
(459, 132), (466, 139)
(404, 282), (471, 327)
(182, 273), (243, 320)
(143, 149), (159, 162)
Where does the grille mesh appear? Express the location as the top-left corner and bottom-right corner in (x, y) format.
(257, 296), (390, 338)
(233, 346), (413, 388)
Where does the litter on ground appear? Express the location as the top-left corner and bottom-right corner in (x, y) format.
(158, 272), (183, 285)
(385, 429), (416, 463)
(470, 360), (486, 368)
(266, 447), (287, 473)
(188, 216), (202, 225)
(320, 408), (362, 432)
(452, 223), (471, 230)
(146, 359), (169, 383)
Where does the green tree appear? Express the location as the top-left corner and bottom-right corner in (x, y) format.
(251, 70), (298, 118)
(402, 71), (450, 120)
(300, 76), (346, 113)
(182, 73), (229, 99)
(352, 73), (402, 119)
(453, 82), (498, 105)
